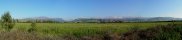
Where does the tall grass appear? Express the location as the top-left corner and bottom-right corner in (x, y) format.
(12, 23), (169, 36)
(122, 23), (182, 40)
(0, 22), (179, 40)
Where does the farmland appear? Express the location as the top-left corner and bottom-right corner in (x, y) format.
(2, 22), (176, 36)
(0, 22), (181, 40)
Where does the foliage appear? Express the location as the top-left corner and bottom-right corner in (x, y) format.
(122, 24), (182, 40)
(0, 19), (181, 40)
(28, 21), (37, 33)
(1, 12), (15, 31)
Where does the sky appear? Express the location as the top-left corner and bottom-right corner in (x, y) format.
(0, 0), (182, 20)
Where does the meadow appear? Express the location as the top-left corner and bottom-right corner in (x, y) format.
(10, 22), (175, 36)
(0, 22), (180, 40)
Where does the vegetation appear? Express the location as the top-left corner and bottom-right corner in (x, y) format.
(0, 12), (181, 40)
(1, 12), (15, 31)
(28, 21), (37, 33)
(122, 23), (182, 40)
(0, 22), (180, 40)
(0, 22), (178, 40)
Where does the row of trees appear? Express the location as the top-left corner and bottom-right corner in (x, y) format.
(73, 18), (123, 23)
(24, 20), (60, 23)
(1, 12), (36, 32)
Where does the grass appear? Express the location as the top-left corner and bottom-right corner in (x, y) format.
(122, 23), (182, 40)
(0, 22), (180, 40)
(11, 22), (174, 36)
(0, 22), (179, 40)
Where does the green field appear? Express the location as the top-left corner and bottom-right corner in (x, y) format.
(0, 22), (181, 40)
(1, 22), (175, 37)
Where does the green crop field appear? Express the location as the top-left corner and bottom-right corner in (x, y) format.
(0, 22), (181, 40)
(0, 22), (176, 37)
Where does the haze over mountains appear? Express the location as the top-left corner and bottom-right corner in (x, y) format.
(17, 16), (182, 23)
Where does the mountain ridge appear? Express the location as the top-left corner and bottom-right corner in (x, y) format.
(17, 16), (182, 22)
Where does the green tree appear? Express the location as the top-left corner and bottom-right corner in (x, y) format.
(28, 20), (36, 33)
(1, 12), (15, 31)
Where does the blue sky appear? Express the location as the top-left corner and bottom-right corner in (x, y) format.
(0, 0), (182, 20)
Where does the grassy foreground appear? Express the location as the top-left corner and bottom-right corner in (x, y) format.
(0, 22), (180, 40)
(13, 23), (169, 36)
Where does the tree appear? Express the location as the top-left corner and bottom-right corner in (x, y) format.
(28, 20), (36, 33)
(1, 12), (15, 31)
(16, 19), (19, 23)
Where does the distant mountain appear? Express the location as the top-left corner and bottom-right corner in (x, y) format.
(71, 17), (182, 22)
(147, 17), (174, 21)
(17, 17), (182, 23)
(122, 17), (182, 22)
(18, 16), (64, 22)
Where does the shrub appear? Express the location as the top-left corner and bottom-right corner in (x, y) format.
(1, 12), (15, 32)
(121, 24), (182, 40)
(28, 21), (37, 33)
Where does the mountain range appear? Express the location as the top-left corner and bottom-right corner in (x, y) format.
(18, 17), (64, 22)
(17, 17), (182, 22)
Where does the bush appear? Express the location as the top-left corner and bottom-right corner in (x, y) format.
(28, 21), (36, 33)
(121, 24), (182, 40)
(1, 12), (15, 32)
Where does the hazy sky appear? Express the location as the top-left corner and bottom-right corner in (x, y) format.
(0, 0), (182, 20)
